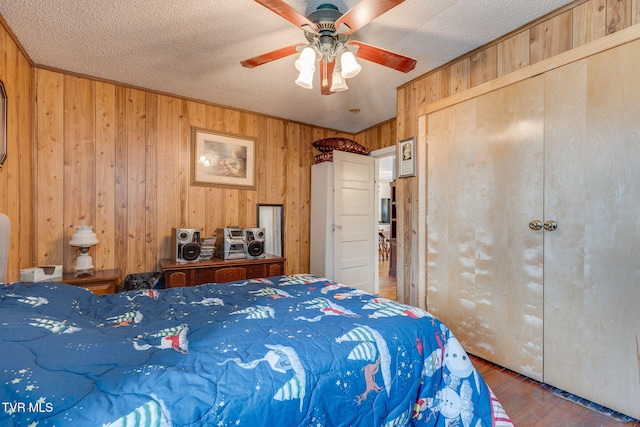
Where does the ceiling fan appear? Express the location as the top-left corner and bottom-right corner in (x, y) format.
(241, 0), (417, 95)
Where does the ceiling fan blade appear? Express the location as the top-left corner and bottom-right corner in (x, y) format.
(350, 41), (416, 73)
(241, 43), (305, 68)
(319, 60), (335, 95)
(335, 0), (406, 34)
(254, 0), (317, 32)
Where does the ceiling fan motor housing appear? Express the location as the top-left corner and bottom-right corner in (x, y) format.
(305, 4), (347, 59)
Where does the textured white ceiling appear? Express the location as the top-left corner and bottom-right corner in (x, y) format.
(0, 0), (572, 132)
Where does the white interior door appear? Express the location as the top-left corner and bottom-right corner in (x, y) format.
(332, 150), (377, 294)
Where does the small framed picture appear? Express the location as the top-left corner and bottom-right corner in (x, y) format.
(397, 137), (415, 178)
(191, 127), (256, 189)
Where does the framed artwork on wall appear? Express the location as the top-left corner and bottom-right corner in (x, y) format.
(0, 80), (7, 167)
(191, 127), (256, 189)
(397, 137), (415, 178)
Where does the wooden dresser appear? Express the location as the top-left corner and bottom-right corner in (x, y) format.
(160, 255), (285, 288)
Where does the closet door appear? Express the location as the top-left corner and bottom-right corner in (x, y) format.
(544, 40), (640, 419)
(427, 76), (545, 380)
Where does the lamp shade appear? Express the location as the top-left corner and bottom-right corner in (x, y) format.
(69, 225), (99, 247)
(340, 51), (361, 79)
(295, 69), (314, 89)
(295, 47), (316, 72)
(330, 68), (348, 92)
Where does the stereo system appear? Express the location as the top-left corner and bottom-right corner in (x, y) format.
(172, 227), (265, 262)
(216, 227), (265, 260)
(172, 228), (201, 263)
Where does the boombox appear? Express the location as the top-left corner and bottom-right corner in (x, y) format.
(172, 228), (201, 263)
(215, 227), (265, 260)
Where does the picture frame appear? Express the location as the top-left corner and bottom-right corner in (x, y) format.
(191, 127), (256, 189)
(397, 137), (415, 178)
(0, 80), (7, 168)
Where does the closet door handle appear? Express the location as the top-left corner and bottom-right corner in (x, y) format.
(529, 220), (542, 231)
(543, 220), (558, 231)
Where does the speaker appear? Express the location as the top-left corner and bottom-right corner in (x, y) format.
(172, 228), (201, 262)
(244, 227), (265, 258)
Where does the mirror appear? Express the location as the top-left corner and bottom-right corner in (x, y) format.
(257, 204), (284, 257)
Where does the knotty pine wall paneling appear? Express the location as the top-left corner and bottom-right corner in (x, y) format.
(65, 76), (98, 273)
(95, 82), (117, 272)
(0, 20), (33, 282)
(35, 69), (64, 268)
(31, 67), (354, 282)
(353, 118), (396, 152)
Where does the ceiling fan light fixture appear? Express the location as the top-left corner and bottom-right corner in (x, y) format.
(340, 50), (361, 79)
(295, 69), (315, 89)
(330, 67), (348, 92)
(295, 46), (316, 72)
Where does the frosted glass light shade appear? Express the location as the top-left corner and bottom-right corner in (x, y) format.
(340, 51), (361, 78)
(295, 47), (316, 72)
(69, 225), (99, 247)
(295, 69), (314, 89)
(330, 69), (348, 92)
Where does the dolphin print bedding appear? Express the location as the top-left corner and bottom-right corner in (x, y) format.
(1, 274), (513, 426)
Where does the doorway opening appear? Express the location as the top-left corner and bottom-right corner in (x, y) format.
(371, 146), (397, 300)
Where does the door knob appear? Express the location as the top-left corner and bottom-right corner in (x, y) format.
(529, 220), (542, 231)
(543, 220), (558, 231)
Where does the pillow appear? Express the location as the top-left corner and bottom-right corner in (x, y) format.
(312, 138), (369, 155)
(314, 152), (334, 164)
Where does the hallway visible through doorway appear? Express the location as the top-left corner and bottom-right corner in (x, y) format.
(373, 146), (397, 300)
(378, 256), (396, 300)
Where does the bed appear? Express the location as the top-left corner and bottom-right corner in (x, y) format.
(1, 274), (513, 426)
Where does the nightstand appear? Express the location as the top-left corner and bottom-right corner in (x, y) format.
(60, 269), (120, 295)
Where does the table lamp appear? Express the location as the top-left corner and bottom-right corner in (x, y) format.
(69, 224), (99, 277)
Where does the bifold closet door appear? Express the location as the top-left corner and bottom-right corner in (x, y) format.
(427, 75), (545, 381)
(543, 40), (640, 420)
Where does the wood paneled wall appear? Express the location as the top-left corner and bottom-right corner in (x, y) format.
(0, 18), (34, 282)
(32, 69), (354, 283)
(394, 0), (640, 305)
(353, 118), (396, 152)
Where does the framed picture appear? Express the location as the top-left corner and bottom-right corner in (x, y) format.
(397, 137), (415, 178)
(0, 80), (7, 167)
(191, 127), (256, 189)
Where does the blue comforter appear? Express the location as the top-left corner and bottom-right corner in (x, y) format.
(0, 274), (512, 426)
